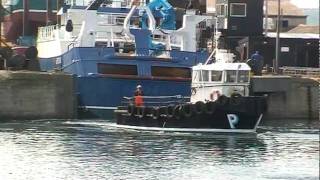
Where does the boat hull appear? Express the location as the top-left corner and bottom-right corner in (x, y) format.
(76, 76), (191, 119)
(115, 96), (267, 132)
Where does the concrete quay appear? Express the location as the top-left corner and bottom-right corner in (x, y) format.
(0, 70), (77, 120)
(251, 75), (319, 120)
(0, 71), (318, 121)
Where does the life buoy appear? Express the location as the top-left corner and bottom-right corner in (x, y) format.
(181, 104), (193, 118)
(210, 90), (221, 101)
(205, 101), (216, 115)
(194, 101), (206, 115)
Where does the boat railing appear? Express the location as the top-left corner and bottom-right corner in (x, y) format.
(38, 25), (59, 41)
(280, 66), (320, 78)
(97, 14), (128, 26)
(112, 47), (172, 58)
(122, 95), (190, 107)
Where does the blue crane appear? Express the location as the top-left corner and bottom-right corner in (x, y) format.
(141, 0), (176, 30)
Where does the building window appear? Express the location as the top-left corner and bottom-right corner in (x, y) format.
(216, 4), (227, 17)
(97, 63), (138, 75)
(230, 3), (246, 17)
(282, 20), (289, 28)
(151, 66), (191, 78)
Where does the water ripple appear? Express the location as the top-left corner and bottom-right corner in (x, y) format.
(0, 119), (318, 180)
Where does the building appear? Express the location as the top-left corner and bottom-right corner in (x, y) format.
(237, 24), (319, 68)
(213, 0), (264, 53)
(207, 0), (309, 32)
(265, 0), (308, 32)
(2, 0), (59, 44)
(206, 0), (319, 68)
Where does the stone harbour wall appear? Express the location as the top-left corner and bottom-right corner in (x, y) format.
(0, 71), (76, 120)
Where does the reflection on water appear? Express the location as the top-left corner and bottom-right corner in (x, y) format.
(0, 119), (318, 180)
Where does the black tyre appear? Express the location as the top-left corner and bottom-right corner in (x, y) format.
(217, 95), (229, 106)
(128, 105), (136, 116)
(230, 96), (242, 106)
(194, 101), (206, 115)
(205, 101), (216, 115)
(173, 105), (182, 119)
(167, 105), (174, 118)
(181, 104), (193, 118)
(152, 107), (161, 120)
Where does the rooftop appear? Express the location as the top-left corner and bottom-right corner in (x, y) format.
(266, 0), (306, 17)
(287, 24), (320, 34)
(267, 32), (319, 39)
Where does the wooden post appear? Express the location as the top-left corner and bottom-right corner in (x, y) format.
(0, 0), (2, 47)
(274, 0), (280, 73)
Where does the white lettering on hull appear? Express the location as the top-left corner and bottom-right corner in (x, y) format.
(227, 114), (239, 129)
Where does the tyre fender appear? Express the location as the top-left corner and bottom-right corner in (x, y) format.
(205, 101), (216, 115)
(166, 105), (174, 118)
(181, 104), (193, 118)
(194, 101), (206, 115)
(217, 95), (229, 106)
(173, 105), (182, 119)
(152, 107), (161, 120)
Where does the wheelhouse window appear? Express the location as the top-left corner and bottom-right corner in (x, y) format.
(238, 71), (250, 83)
(216, 4), (227, 17)
(226, 70), (250, 83)
(226, 70), (237, 83)
(201, 70), (209, 81)
(97, 63), (138, 75)
(151, 66), (191, 78)
(230, 3), (246, 17)
(192, 70), (200, 82)
(211, 71), (222, 82)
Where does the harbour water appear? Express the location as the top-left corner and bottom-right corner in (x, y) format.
(0, 119), (318, 180)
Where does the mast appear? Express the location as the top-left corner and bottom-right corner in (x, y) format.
(46, 0), (52, 25)
(23, 0), (29, 36)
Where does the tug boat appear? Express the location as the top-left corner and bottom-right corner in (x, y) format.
(114, 47), (267, 133)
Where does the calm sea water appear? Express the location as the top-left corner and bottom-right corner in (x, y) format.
(0, 119), (318, 180)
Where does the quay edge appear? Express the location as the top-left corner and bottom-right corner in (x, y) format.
(251, 75), (319, 120)
(0, 70), (77, 120)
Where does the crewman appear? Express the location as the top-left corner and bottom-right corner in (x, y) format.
(247, 51), (264, 76)
(134, 85), (144, 106)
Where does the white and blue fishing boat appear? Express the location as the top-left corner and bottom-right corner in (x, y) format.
(37, 0), (212, 118)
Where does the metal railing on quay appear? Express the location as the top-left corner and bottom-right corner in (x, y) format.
(280, 66), (320, 78)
